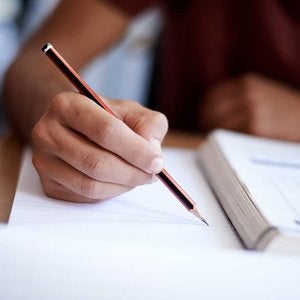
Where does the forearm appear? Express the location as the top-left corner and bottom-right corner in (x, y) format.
(4, 0), (130, 141)
(4, 50), (71, 140)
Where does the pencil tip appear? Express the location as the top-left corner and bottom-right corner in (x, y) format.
(190, 207), (209, 225)
(203, 219), (209, 226)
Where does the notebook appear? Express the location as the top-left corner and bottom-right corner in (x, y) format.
(5, 146), (240, 256)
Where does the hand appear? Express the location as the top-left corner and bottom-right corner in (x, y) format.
(198, 73), (300, 141)
(31, 92), (168, 202)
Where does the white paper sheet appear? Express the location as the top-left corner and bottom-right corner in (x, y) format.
(5, 147), (240, 253)
(1, 146), (300, 299)
(1, 228), (300, 300)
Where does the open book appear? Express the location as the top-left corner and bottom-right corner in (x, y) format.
(199, 130), (300, 254)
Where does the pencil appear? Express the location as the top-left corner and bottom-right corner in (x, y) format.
(41, 42), (208, 225)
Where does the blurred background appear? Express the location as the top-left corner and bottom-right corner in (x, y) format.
(0, 0), (163, 133)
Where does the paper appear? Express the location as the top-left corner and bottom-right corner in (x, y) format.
(1, 229), (300, 300)
(2, 146), (300, 299)
(6, 147), (240, 254)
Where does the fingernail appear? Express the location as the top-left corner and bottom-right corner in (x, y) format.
(150, 157), (164, 174)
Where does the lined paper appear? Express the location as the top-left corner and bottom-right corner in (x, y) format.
(6, 147), (240, 253)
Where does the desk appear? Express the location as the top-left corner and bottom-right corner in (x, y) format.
(2, 132), (300, 300)
(0, 131), (202, 223)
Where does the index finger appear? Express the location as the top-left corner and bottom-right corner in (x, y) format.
(51, 93), (164, 174)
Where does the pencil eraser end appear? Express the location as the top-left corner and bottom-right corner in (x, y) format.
(41, 43), (53, 53)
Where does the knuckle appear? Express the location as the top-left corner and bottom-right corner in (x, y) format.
(31, 122), (46, 144)
(31, 120), (57, 152)
(32, 153), (48, 175)
(79, 177), (100, 199)
(82, 152), (106, 179)
(49, 93), (71, 114)
(49, 93), (78, 122)
(94, 119), (117, 145)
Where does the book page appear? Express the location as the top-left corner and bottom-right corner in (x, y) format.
(214, 130), (300, 233)
(5, 147), (240, 254)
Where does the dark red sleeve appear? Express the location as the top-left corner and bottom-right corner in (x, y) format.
(106, 0), (161, 16)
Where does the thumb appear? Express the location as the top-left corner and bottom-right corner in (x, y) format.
(110, 100), (169, 151)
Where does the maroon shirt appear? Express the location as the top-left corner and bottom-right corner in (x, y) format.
(108, 0), (300, 130)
